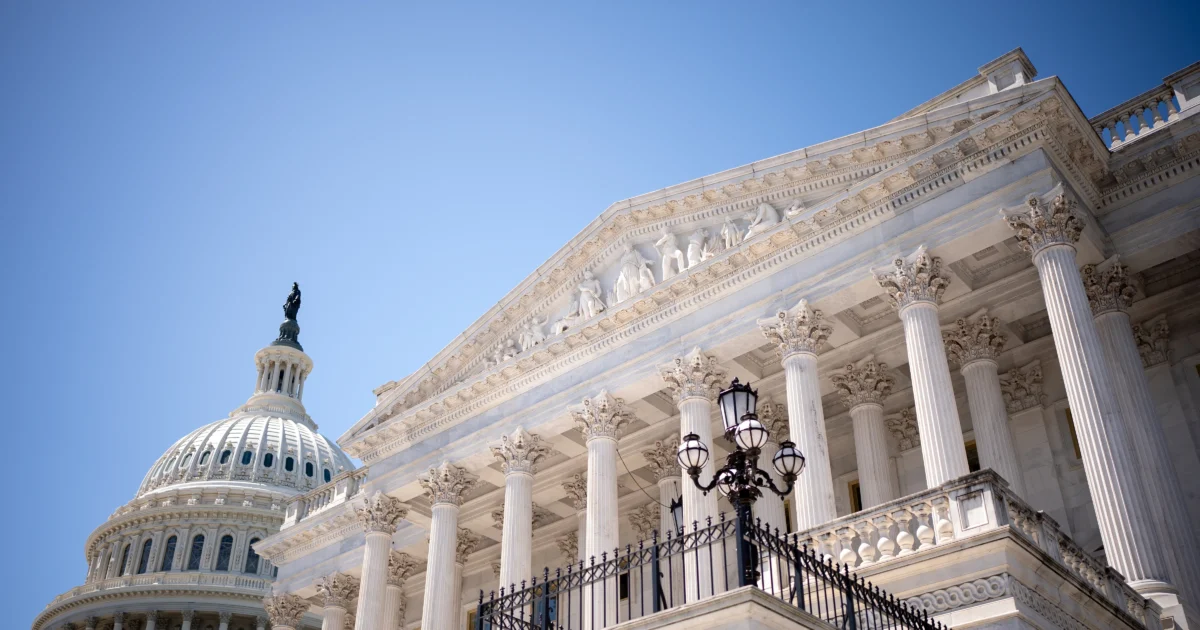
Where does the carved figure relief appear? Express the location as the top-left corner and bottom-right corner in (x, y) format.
(577, 270), (606, 320)
(743, 202), (780, 239)
(518, 317), (547, 351)
(655, 230), (687, 280)
(785, 198), (805, 217)
(552, 298), (582, 336)
(720, 216), (743, 249)
(686, 229), (713, 268)
(613, 245), (656, 304)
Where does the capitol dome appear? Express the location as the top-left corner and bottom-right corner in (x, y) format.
(33, 284), (343, 630)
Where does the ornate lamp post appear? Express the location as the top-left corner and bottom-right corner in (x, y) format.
(676, 378), (805, 585)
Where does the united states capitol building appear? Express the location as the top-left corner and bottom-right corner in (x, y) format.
(35, 49), (1200, 630)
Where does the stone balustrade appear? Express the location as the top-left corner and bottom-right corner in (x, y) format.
(1091, 85), (1180, 149)
(794, 470), (1161, 630)
(281, 468), (368, 529)
(46, 571), (272, 607)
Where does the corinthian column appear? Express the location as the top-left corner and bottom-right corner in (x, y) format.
(754, 400), (789, 535)
(385, 551), (418, 630)
(455, 529), (481, 630)
(419, 462), (478, 630)
(944, 311), (1027, 497)
(1083, 260), (1200, 612)
(831, 357), (897, 508)
(1003, 190), (1170, 599)
(875, 246), (969, 486)
(352, 492), (408, 630)
(263, 594), (310, 630)
(759, 300), (837, 529)
(491, 427), (550, 591)
(562, 474), (587, 562)
(643, 437), (685, 606)
(317, 573), (359, 630)
(661, 347), (726, 600)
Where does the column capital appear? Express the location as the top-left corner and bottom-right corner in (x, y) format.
(490, 427), (550, 475)
(642, 437), (681, 481)
(757, 398), (790, 444)
(492, 503), (553, 528)
(562, 473), (587, 510)
(263, 594), (309, 628)
(419, 462), (478, 507)
(317, 572), (360, 609)
(219, 612), (232, 624)
(571, 390), (631, 441)
(886, 408), (920, 450)
(874, 245), (950, 310)
(943, 312), (1006, 367)
(1133, 316), (1170, 368)
(255, 616), (267, 630)
(758, 299), (833, 359)
(1081, 257), (1138, 316)
(145, 612), (159, 624)
(660, 346), (726, 403)
(113, 613), (126, 623)
(354, 491), (409, 534)
(831, 357), (895, 409)
(387, 550), (419, 587)
(1002, 188), (1084, 256)
(455, 528), (480, 565)
(342, 613), (355, 630)
(180, 611), (195, 623)
(84, 617), (100, 630)
(999, 360), (1045, 413)
(629, 502), (660, 539)
(557, 531), (578, 562)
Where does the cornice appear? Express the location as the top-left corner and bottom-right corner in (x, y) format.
(255, 502), (360, 564)
(85, 503), (284, 561)
(33, 575), (272, 630)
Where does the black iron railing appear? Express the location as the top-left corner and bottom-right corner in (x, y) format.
(475, 513), (945, 630)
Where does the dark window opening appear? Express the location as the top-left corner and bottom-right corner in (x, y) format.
(215, 534), (234, 571)
(136, 539), (153, 574)
(245, 538), (261, 574)
(965, 440), (981, 473)
(198, 451), (210, 466)
(219, 450), (231, 465)
(263, 453), (274, 468)
(118, 544), (131, 576)
(305, 462), (314, 477)
(285, 456), (295, 472)
(323, 468), (332, 483)
(187, 535), (204, 570)
(160, 536), (177, 572)
(849, 480), (863, 513)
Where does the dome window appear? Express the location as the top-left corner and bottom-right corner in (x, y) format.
(187, 535), (204, 570)
(285, 456), (295, 472)
(180, 453), (192, 468)
(136, 539), (153, 574)
(165, 457), (176, 471)
(215, 534), (234, 571)
(219, 450), (231, 465)
(118, 544), (131, 576)
(160, 536), (177, 572)
(241, 450), (253, 466)
(244, 538), (261, 574)
(305, 462), (314, 477)
(323, 468), (332, 483)
(198, 451), (210, 466)
(263, 453), (274, 468)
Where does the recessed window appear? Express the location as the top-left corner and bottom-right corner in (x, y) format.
(305, 462), (314, 477)
(180, 453), (192, 468)
(618, 572), (630, 600)
(245, 538), (261, 574)
(323, 468), (332, 483)
(285, 457), (295, 472)
(849, 480), (863, 513)
(198, 451), (210, 466)
(160, 536), (177, 572)
(119, 544), (131, 576)
(215, 535), (234, 571)
(136, 539), (153, 574)
(187, 535), (204, 570)
(165, 457), (176, 471)
(965, 440), (981, 473)
(219, 450), (231, 465)
(241, 450), (253, 466)
(263, 453), (274, 468)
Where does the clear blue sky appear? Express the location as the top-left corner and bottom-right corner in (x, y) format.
(3, 1), (1197, 625)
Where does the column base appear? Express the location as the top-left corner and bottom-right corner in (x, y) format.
(1135, 585), (1200, 630)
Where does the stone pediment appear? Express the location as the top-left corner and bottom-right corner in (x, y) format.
(342, 77), (1112, 461)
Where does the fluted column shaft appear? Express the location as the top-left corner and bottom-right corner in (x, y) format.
(354, 530), (390, 630)
(499, 470), (534, 590)
(453, 560), (466, 630)
(754, 439), (788, 533)
(585, 433), (619, 627)
(322, 605), (347, 630)
(180, 613), (193, 630)
(218, 614), (231, 630)
(849, 403), (896, 508)
(961, 359), (1026, 497)
(383, 584), (403, 630)
(1096, 308), (1200, 606)
(678, 395), (722, 601)
(898, 302), (969, 486)
(112, 614), (125, 630)
(423, 503), (461, 630)
(657, 476), (681, 535)
(1032, 244), (1167, 589)
(782, 352), (836, 528)
(145, 613), (158, 630)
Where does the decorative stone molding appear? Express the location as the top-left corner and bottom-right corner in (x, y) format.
(353, 492), (408, 534)
(874, 245), (950, 310)
(263, 593), (309, 627)
(342, 613), (355, 630)
(490, 427), (550, 475)
(85, 617), (99, 630)
(557, 531), (578, 562)
(830, 357), (895, 409)
(757, 299), (833, 359)
(886, 408), (920, 450)
(758, 398), (789, 444)
(419, 462), (477, 507)
(1133, 316), (1169, 367)
(387, 551), (419, 587)
(219, 611), (233, 624)
(571, 391), (631, 441)
(629, 502), (660, 538)
(902, 573), (1010, 613)
(1007, 577), (1091, 630)
(660, 346), (726, 403)
(1080, 257), (1138, 315)
(562, 474), (587, 510)
(455, 528), (480, 565)
(491, 561), (502, 578)
(642, 438), (681, 481)
(943, 312), (1006, 367)
(316, 572), (359, 609)
(1002, 189), (1083, 256)
(999, 361), (1045, 413)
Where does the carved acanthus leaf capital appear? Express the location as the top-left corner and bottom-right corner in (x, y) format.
(419, 462), (478, 507)
(562, 473), (587, 510)
(660, 346), (726, 402)
(943, 313), (1006, 367)
(1003, 189), (1084, 256)
(886, 408), (920, 450)
(316, 572), (360, 609)
(1000, 361), (1045, 413)
(558, 530), (579, 562)
(1080, 258), (1138, 316)
(874, 246), (951, 310)
(642, 437), (681, 481)
(263, 593), (309, 627)
(831, 357), (895, 409)
(354, 491), (409, 534)
(456, 528), (481, 564)
(491, 427), (551, 475)
(571, 390), (632, 441)
(758, 299), (833, 359)
(629, 502), (660, 538)
(387, 551), (419, 587)
(1133, 316), (1169, 368)
(758, 398), (790, 444)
